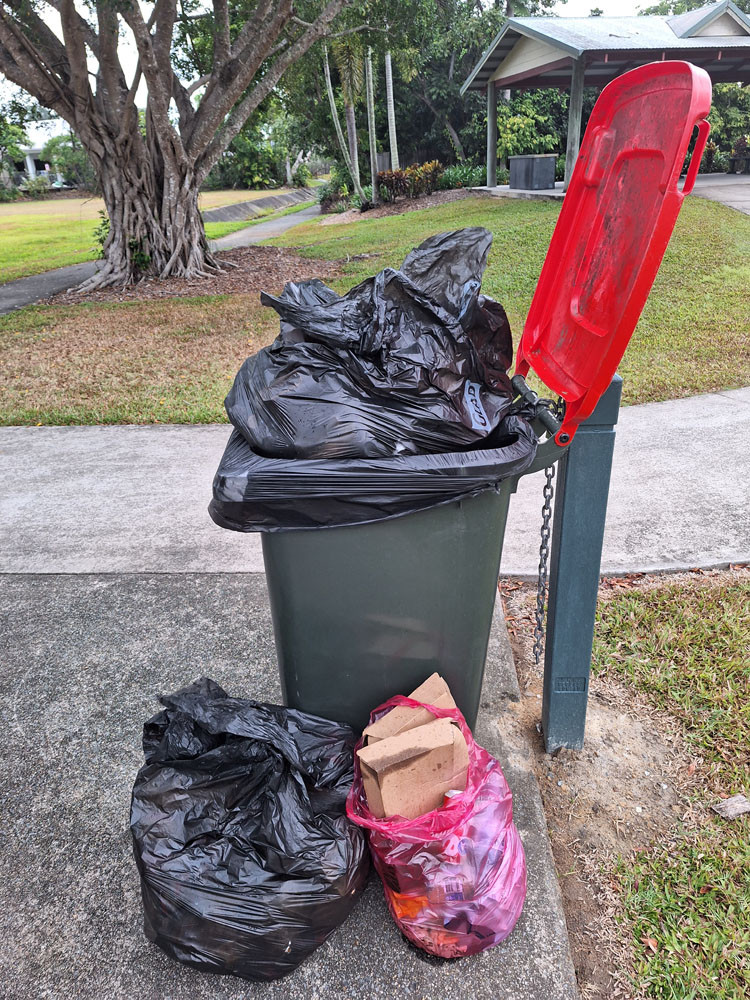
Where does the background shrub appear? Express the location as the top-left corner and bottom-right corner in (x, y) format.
(405, 159), (443, 197)
(316, 163), (350, 212)
(377, 168), (409, 201)
(291, 162), (312, 187)
(438, 163), (485, 189)
(21, 175), (51, 199)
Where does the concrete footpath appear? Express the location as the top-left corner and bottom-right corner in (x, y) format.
(476, 173), (750, 215)
(0, 573), (578, 1000)
(689, 172), (750, 215)
(210, 202), (320, 249)
(0, 259), (99, 315)
(2, 387), (747, 577)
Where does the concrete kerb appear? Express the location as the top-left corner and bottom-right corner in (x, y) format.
(0, 572), (579, 1000)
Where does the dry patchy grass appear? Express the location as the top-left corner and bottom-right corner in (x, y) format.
(0, 245), (340, 425)
(0, 294), (276, 424)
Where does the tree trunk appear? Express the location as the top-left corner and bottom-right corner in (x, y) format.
(365, 47), (380, 205)
(384, 50), (400, 171)
(418, 85), (466, 162)
(80, 150), (221, 290)
(445, 119), (466, 162)
(323, 45), (367, 203)
(345, 102), (361, 186)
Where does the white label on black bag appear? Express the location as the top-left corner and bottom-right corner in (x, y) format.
(463, 381), (491, 433)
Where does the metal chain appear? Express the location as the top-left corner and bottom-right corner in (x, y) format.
(518, 393), (563, 666)
(533, 463), (556, 666)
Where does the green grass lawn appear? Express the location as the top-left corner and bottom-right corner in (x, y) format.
(593, 576), (750, 999)
(203, 219), (260, 240)
(0, 188), (294, 283)
(0, 194), (748, 424)
(0, 198), (103, 282)
(269, 195), (750, 406)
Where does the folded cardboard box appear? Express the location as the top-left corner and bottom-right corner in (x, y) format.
(363, 672), (457, 745)
(357, 717), (469, 820)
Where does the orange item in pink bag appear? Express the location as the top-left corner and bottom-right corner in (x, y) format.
(347, 695), (526, 958)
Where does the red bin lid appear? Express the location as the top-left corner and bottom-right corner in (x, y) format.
(515, 61), (712, 444)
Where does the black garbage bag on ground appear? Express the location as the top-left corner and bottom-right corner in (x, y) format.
(130, 678), (369, 982)
(209, 228), (537, 531)
(226, 228), (514, 460)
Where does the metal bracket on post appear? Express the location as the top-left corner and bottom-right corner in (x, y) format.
(542, 374), (623, 752)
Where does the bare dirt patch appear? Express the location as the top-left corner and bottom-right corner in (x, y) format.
(48, 245), (342, 306)
(319, 188), (475, 226)
(500, 575), (712, 1000)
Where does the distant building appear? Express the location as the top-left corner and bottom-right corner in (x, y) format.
(11, 117), (68, 185)
(462, 0), (750, 188)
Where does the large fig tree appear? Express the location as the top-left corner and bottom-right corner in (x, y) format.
(0, 1), (348, 287)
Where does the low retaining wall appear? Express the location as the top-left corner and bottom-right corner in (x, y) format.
(202, 187), (313, 223)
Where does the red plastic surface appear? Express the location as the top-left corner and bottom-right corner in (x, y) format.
(515, 61), (712, 444)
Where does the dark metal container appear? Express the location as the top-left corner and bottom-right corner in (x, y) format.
(509, 153), (556, 191)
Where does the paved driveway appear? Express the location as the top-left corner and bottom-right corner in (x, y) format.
(691, 173), (750, 215)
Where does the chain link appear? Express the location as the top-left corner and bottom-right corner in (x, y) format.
(533, 464), (556, 666)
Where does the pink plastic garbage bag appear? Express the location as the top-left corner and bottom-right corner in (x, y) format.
(346, 695), (526, 958)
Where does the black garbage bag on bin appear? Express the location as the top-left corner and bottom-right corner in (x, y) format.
(226, 228), (514, 460)
(209, 417), (536, 531)
(130, 677), (369, 982)
(209, 227), (538, 531)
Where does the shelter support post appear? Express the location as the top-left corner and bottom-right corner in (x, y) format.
(487, 82), (497, 188)
(564, 57), (585, 190)
(541, 375), (622, 752)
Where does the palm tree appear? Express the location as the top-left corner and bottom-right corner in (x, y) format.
(323, 45), (367, 203)
(384, 50), (400, 170)
(332, 39), (364, 191)
(365, 47), (380, 204)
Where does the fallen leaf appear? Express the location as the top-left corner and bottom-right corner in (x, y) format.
(640, 935), (659, 954)
(711, 794), (750, 820)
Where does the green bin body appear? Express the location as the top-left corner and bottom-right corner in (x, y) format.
(262, 482), (514, 731)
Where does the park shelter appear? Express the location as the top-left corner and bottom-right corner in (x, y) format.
(460, 0), (750, 188)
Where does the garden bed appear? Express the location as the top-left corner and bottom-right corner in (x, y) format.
(319, 188), (473, 226)
(49, 245), (341, 305)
